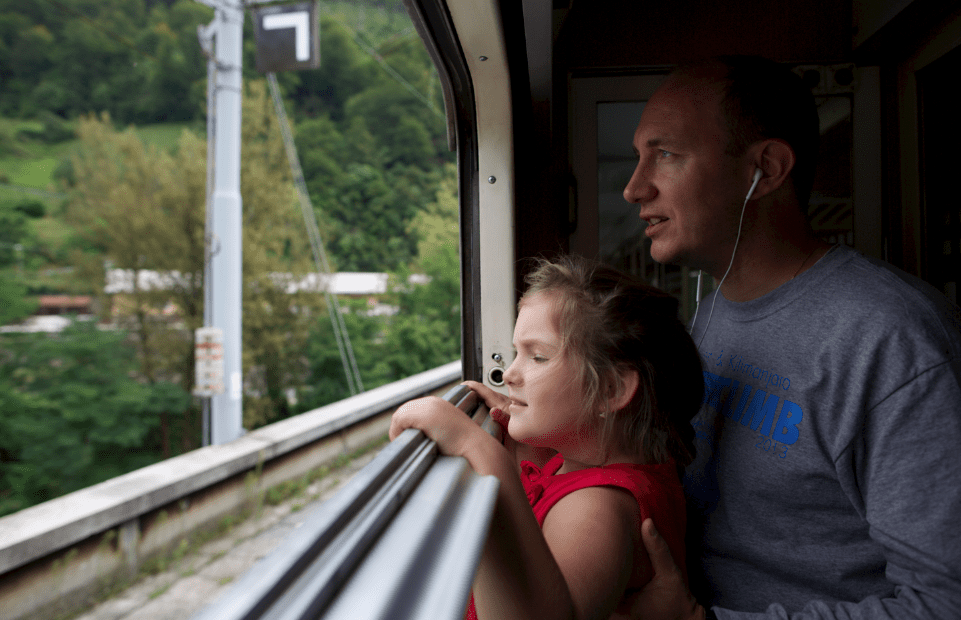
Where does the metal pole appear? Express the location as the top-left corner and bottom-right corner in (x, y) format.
(209, 3), (244, 444)
(198, 20), (215, 448)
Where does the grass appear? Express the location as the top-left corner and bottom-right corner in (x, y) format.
(0, 117), (199, 193)
(261, 434), (389, 508)
(0, 155), (61, 188)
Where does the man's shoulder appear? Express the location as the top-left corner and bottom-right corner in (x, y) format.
(821, 246), (957, 316)
(814, 245), (961, 353)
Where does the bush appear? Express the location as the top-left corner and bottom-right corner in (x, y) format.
(16, 112), (75, 144)
(14, 200), (45, 218)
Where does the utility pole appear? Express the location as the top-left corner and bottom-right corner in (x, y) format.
(197, 1), (244, 445)
(195, 0), (321, 445)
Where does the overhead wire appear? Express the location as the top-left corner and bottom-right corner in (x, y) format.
(347, 29), (442, 117)
(266, 73), (364, 396)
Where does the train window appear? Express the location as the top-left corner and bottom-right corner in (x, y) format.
(569, 75), (703, 319)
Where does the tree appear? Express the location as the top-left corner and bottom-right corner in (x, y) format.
(295, 162), (460, 411)
(0, 201), (38, 324)
(65, 112), (207, 453)
(128, 0), (211, 123)
(285, 17), (379, 121)
(296, 297), (384, 410)
(0, 0), (209, 122)
(378, 162), (460, 375)
(0, 322), (189, 517)
(0, 276), (34, 325)
(64, 80), (324, 436)
(2, 0), (457, 425)
(317, 162), (433, 272)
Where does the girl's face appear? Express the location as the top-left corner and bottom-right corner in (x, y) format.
(503, 293), (595, 454)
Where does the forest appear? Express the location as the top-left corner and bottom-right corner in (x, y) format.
(0, 0), (460, 516)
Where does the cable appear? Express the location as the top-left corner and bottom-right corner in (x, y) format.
(691, 170), (762, 349)
(267, 73), (365, 395)
(201, 22), (217, 447)
(689, 269), (705, 333)
(348, 30), (442, 117)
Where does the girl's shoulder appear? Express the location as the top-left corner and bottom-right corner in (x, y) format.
(544, 482), (641, 535)
(540, 481), (652, 615)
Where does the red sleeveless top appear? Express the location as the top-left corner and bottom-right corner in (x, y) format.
(465, 454), (687, 619)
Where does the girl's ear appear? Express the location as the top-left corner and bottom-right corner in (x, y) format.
(609, 369), (639, 412)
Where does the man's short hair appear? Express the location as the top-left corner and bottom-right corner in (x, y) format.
(676, 56), (820, 207)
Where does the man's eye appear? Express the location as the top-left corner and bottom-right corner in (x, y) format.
(659, 149), (674, 159)
(532, 355), (548, 363)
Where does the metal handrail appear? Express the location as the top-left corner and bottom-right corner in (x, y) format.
(191, 385), (500, 620)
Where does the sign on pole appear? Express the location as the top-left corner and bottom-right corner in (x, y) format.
(253, 2), (320, 72)
(194, 327), (225, 397)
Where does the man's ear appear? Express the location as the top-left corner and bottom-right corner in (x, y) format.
(609, 369), (640, 413)
(749, 139), (795, 200)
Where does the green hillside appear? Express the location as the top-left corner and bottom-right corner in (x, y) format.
(0, 0), (460, 517)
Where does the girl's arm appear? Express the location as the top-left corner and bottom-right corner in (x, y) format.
(390, 397), (637, 620)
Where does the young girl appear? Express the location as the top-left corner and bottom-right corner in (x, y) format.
(390, 256), (703, 620)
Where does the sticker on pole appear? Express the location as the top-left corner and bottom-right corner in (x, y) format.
(253, 1), (320, 72)
(194, 327), (225, 397)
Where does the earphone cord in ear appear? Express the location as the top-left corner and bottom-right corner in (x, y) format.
(690, 170), (763, 349)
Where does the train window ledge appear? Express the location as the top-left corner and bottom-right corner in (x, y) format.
(191, 385), (500, 620)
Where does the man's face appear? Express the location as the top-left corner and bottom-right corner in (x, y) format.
(623, 75), (750, 273)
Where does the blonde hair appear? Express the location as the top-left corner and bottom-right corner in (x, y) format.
(520, 256), (703, 466)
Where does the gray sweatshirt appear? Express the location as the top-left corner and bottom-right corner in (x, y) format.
(686, 244), (961, 620)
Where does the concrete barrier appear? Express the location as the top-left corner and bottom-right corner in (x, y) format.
(0, 362), (461, 620)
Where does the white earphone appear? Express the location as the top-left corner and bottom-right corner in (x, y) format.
(690, 168), (763, 343)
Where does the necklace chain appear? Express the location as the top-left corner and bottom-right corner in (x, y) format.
(793, 245), (821, 279)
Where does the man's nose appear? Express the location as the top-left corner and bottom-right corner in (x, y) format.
(623, 162), (657, 204)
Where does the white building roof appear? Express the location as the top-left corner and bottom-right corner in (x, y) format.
(105, 269), (426, 296)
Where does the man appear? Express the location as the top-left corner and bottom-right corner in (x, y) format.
(623, 56), (961, 619)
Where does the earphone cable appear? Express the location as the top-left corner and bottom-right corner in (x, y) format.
(691, 170), (762, 349)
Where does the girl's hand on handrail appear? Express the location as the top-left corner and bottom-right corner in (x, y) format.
(463, 380), (510, 411)
(390, 396), (501, 470)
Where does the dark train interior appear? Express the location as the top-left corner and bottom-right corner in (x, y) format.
(406, 0), (961, 380)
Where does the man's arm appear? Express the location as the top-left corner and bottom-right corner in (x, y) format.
(633, 518), (961, 620)
(633, 363), (961, 620)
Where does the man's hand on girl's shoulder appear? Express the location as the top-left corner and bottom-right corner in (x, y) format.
(627, 519), (708, 620)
